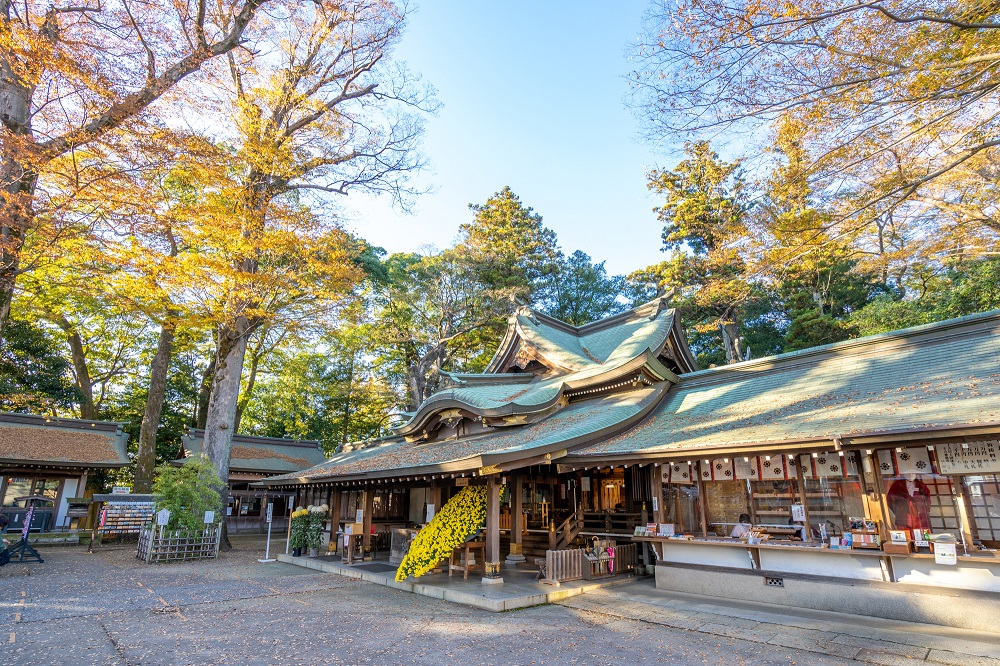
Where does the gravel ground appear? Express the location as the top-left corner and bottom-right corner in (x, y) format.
(1, 537), (865, 666)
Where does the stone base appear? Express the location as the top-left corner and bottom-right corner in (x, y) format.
(481, 576), (504, 585)
(655, 563), (1000, 632)
(505, 554), (526, 564)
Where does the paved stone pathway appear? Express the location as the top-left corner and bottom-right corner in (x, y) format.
(557, 587), (1000, 666)
(2, 538), (997, 665)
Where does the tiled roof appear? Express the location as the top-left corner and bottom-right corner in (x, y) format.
(182, 431), (327, 474)
(392, 301), (689, 435)
(496, 300), (684, 372)
(567, 310), (1000, 459)
(263, 387), (664, 484)
(0, 413), (130, 467)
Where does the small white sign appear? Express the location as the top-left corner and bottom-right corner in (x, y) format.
(156, 508), (171, 526)
(791, 503), (806, 522)
(651, 496), (658, 512)
(112, 486), (131, 495)
(425, 504), (435, 523)
(203, 510), (215, 524)
(581, 477), (591, 492)
(355, 509), (364, 523)
(455, 477), (470, 487)
(265, 503), (273, 523)
(226, 506), (232, 516)
(935, 542), (958, 565)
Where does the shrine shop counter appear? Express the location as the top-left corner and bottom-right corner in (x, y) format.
(634, 536), (1000, 631)
(635, 536), (889, 581)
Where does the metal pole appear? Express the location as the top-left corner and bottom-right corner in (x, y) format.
(259, 501), (276, 563)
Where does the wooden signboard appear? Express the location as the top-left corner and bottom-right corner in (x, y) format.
(936, 441), (1000, 475)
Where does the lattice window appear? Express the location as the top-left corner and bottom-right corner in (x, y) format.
(964, 474), (1000, 544)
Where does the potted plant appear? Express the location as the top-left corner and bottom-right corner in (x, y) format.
(306, 504), (329, 557)
(290, 507), (309, 556)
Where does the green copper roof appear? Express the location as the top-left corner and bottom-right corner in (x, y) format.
(392, 300), (692, 435)
(263, 387), (664, 483)
(568, 310), (1000, 459)
(497, 300), (686, 372)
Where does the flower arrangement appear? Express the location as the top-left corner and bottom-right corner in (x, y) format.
(306, 504), (329, 550)
(290, 507), (310, 551)
(395, 484), (491, 582)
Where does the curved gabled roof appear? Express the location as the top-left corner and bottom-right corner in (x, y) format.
(390, 298), (695, 436)
(485, 296), (696, 373)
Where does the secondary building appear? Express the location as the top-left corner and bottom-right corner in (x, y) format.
(0, 412), (130, 532)
(180, 430), (328, 533)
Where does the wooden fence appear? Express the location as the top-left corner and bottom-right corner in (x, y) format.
(583, 543), (638, 580)
(541, 548), (583, 585)
(136, 525), (222, 563)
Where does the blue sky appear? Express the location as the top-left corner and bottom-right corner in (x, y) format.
(345, 1), (671, 277)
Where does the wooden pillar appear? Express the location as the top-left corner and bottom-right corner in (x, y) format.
(329, 487), (342, 553)
(652, 464), (665, 523)
(794, 455), (813, 542)
(507, 474), (524, 563)
(362, 485), (374, 552)
(484, 475), (503, 583)
(696, 465), (709, 537)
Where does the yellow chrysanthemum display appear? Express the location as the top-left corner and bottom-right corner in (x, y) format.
(395, 484), (491, 582)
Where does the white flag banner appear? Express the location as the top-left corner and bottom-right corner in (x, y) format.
(877, 449), (896, 476)
(699, 460), (712, 481)
(814, 452), (846, 478)
(759, 455), (792, 480)
(734, 457), (760, 480)
(894, 447), (933, 475)
(795, 454), (815, 479)
(711, 458), (735, 481)
(667, 462), (694, 484)
(845, 453), (859, 477)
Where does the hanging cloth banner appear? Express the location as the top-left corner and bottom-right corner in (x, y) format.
(758, 455), (795, 480)
(710, 458), (735, 481)
(878, 447), (935, 476)
(734, 457), (760, 480)
(666, 462), (694, 484)
(796, 454), (815, 479)
(814, 452), (847, 478)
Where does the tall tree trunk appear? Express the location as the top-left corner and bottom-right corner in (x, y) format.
(0, 45), (37, 343)
(720, 320), (744, 364)
(233, 345), (261, 434)
(201, 318), (250, 508)
(65, 329), (96, 419)
(134, 317), (177, 493)
(194, 357), (216, 429)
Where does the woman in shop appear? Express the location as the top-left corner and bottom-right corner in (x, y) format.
(730, 513), (753, 538)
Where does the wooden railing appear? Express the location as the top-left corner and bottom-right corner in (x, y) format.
(554, 508), (583, 550)
(499, 513), (527, 532)
(581, 511), (642, 537)
(541, 548), (583, 585)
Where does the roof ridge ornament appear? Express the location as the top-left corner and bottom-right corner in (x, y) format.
(649, 288), (676, 320)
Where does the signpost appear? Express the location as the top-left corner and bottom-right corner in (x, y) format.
(258, 502), (276, 563)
